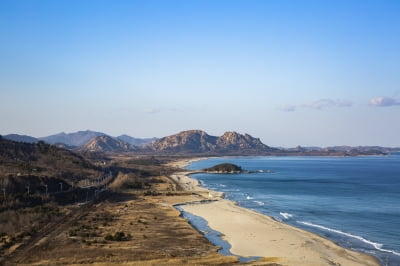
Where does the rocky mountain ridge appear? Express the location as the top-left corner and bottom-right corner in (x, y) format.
(2, 130), (398, 155)
(151, 130), (277, 154)
(79, 135), (135, 153)
(151, 130), (217, 153)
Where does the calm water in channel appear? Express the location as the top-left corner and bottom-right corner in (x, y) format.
(187, 154), (400, 266)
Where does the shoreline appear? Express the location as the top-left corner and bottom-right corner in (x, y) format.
(170, 157), (381, 266)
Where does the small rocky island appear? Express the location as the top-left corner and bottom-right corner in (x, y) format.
(203, 163), (243, 174)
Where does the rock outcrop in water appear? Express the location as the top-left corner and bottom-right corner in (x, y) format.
(203, 163), (243, 174)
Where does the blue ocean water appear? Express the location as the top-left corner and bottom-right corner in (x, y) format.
(187, 155), (400, 266)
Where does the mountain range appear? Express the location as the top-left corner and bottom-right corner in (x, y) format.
(2, 130), (398, 155)
(3, 130), (156, 149)
(151, 130), (277, 154)
(40, 130), (105, 146)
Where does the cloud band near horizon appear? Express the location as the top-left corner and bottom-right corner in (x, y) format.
(369, 96), (400, 107)
(280, 96), (400, 111)
(280, 99), (353, 112)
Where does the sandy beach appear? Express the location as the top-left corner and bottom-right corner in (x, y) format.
(172, 158), (380, 266)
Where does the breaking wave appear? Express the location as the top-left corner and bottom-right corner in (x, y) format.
(279, 212), (294, 220)
(254, 201), (265, 206)
(297, 221), (400, 256)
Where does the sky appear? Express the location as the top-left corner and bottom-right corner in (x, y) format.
(1, 0), (400, 147)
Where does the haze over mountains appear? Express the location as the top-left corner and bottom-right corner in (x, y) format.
(3, 130), (155, 149)
(2, 134), (39, 144)
(2, 129), (398, 156)
(117, 135), (157, 146)
(40, 130), (105, 146)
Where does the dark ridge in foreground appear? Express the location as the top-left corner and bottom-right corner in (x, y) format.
(0, 136), (104, 210)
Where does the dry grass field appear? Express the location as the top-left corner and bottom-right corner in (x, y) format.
(0, 155), (244, 265)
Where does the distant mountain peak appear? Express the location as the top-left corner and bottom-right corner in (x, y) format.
(151, 129), (217, 153)
(217, 131), (270, 151)
(116, 135), (157, 147)
(181, 129), (208, 134)
(80, 135), (134, 152)
(40, 130), (107, 147)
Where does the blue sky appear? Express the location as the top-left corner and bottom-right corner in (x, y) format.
(1, 0), (399, 147)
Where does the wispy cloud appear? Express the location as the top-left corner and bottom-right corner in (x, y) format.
(279, 99), (353, 112)
(142, 107), (181, 114)
(143, 108), (161, 114)
(369, 96), (400, 107)
(279, 105), (297, 112)
(303, 99), (352, 109)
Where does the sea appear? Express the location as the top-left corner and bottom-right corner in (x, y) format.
(186, 154), (400, 266)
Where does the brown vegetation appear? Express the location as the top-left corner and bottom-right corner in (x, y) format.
(0, 152), (240, 265)
(0, 138), (105, 210)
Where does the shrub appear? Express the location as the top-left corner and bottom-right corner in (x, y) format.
(69, 230), (77, 237)
(104, 234), (113, 241)
(113, 231), (125, 241)
(104, 231), (126, 241)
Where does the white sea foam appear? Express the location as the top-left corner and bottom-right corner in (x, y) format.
(224, 189), (240, 192)
(297, 221), (400, 256)
(246, 195), (254, 200)
(279, 212), (293, 220)
(254, 201), (265, 206)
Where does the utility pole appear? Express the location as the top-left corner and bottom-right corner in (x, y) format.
(44, 184), (48, 196)
(26, 186), (30, 196)
(59, 182), (63, 192)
